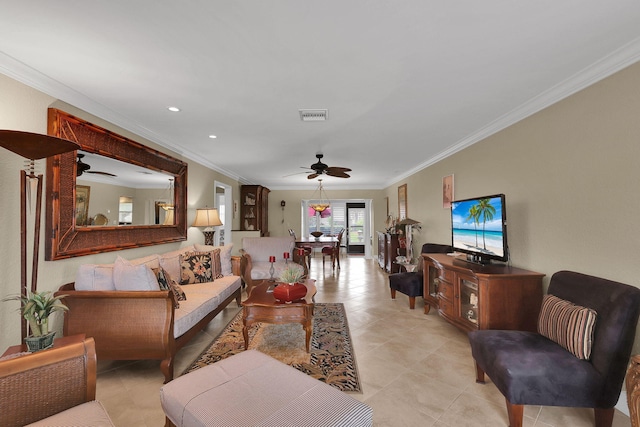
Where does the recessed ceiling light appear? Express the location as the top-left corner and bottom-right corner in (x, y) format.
(208, 135), (217, 139)
(167, 106), (181, 112)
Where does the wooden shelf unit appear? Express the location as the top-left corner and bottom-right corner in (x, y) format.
(423, 253), (544, 332)
(240, 185), (270, 236)
(376, 232), (405, 273)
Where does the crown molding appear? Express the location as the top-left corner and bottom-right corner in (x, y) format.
(385, 36), (640, 189)
(0, 51), (243, 182)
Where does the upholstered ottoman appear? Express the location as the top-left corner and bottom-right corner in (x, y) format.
(160, 350), (373, 427)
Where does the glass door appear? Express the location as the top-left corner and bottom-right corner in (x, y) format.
(346, 203), (365, 254)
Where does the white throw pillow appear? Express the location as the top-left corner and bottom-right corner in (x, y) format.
(75, 264), (116, 291)
(159, 245), (195, 280)
(194, 243), (233, 276)
(113, 256), (160, 291)
(129, 254), (160, 269)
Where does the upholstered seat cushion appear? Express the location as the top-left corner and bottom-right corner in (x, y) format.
(25, 400), (115, 427)
(161, 349), (373, 427)
(389, 271), (424, 297)
(469, 330), (603, 407)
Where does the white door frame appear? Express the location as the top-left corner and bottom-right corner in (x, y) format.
(214, 181), (232, 246)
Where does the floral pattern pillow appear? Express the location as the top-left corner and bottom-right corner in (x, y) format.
(169, 278), (187, 308)
(180, 251), (213, 284)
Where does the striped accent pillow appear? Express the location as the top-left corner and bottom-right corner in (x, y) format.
(537, 294), (597, 360)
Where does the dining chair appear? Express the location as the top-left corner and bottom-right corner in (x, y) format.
(322, 228), (344, 270)
(289, 229), (312, 268)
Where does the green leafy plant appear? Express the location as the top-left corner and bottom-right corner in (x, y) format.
(279, 264), (305, 284)
(3, 291), (68, 336)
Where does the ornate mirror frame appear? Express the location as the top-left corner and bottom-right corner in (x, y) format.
(45, 108), (187, 260)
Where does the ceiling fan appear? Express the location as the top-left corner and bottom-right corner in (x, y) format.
(76, 153), (117, 177)
(304, 154), (351, 179)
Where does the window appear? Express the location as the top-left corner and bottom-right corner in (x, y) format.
(118, 196), (133, 225)
(306, 201), (345, 236)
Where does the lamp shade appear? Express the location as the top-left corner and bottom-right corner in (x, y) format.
(192, 208), (222, 229)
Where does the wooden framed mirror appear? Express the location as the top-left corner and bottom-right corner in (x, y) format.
(45, 108), (187, 260)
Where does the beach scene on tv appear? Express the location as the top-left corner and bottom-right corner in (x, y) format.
(451, 196), (505, 258)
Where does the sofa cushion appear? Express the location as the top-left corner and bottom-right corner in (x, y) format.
(241, 237), (295, 263)
(159, 245), (196, 281)
(180, 251), (214, 284)
(129, 254), (160, 269)
(173, 276), (241, 338)
(25, 400), (115, 427)
(113, 256), (161, 291)
(75, 264), (116, 291)
(194, 244), (233, 276)
(538, 294), (597, 360)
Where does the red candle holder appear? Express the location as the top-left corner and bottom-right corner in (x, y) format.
(269, 256), (276, 262)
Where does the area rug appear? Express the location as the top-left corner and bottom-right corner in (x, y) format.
(183, 303), (362, 392)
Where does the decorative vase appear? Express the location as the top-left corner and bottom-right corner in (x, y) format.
(24, 331), (56, 352)
(273, 282), (307, 303)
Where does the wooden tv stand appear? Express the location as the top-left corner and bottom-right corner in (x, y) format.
(422, 254), (544, 332)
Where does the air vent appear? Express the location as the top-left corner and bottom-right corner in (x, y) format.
(299, 109), (328, 122)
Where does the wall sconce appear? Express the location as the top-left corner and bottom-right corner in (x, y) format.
(192, 207), (222, 245)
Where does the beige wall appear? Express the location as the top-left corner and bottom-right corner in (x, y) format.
(0, 74), (240, 351)
(267, 189), (387, 239)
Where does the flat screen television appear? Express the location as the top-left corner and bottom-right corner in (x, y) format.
(451, 193), (508, 264)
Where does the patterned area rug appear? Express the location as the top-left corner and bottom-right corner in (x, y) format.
(183, 302), (362, 392)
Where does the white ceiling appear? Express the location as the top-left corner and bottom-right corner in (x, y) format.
(1, 1), (640, 191)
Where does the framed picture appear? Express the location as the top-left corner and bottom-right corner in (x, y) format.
(75, 185), (91, 226)
(398, 184), (407, 220)
(443, 174), (454, 209)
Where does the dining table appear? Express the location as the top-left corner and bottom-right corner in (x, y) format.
(295, 236), (340, 270)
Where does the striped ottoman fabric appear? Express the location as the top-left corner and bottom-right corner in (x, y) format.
(161, 350), (372, 427)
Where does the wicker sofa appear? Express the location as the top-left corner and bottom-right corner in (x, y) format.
(56, 244), (242, 383)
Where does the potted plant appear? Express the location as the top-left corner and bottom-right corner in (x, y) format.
(3, 290), (68, 351)
(273, 264), (307, 303)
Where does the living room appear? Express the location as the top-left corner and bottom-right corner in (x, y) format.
(2, 4), (640, 426)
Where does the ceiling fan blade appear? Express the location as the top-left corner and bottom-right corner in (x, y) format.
(326, 170), (350, 178)
(87, 171), (117, 177)
(307, 173), (319, 179)
(283, 171), (311, 177)
(326, 166), (352, 173)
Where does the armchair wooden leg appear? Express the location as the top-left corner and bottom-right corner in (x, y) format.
(506, 399), (523, 427)
(390, 288), (397, 299)
(474, 361), (486, 383)
(594, 407), (614, 427)
(409, 296), (416, 309)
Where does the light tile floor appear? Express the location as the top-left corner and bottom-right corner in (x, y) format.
(96, 256), (632, 426)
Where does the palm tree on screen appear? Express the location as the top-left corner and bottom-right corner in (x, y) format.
(476, 198), (496, 250)
(466, 205), (480, 247)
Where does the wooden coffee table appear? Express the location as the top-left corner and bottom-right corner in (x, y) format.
(242, 279), (317, 352)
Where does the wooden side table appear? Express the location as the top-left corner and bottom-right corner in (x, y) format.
(242, 279), (316, 352)
(2, 333), (86, 358)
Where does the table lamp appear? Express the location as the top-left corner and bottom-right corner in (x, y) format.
(192, 207), (222, 245)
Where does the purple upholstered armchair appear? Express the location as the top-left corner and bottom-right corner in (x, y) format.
(469, 270), (640, 427)
(388, 243), (452, 309)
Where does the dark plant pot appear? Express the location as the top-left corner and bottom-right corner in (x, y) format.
(24, 332), (55, 352)
(273, 282), (307, 303)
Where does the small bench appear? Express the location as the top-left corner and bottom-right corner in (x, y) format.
(160, 350), (373, 427)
